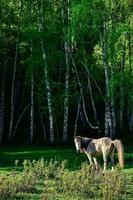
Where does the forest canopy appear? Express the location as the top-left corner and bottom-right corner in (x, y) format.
(0, 0), (133, 144)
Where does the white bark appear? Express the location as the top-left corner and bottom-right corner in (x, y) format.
(12, 104), (30, 137)
(61, 0), (70, 143)
(43, 62), (54, 144)
(30, 73), (34, 143)
(74, 99), (81, 138)
(119, 44), (125, 130)
(81, 61), (100, 132)
(29, 0), (34, 143)
(8, 2), (22, 138)
(70, 52), (99, 130)
(8, 34), (19, 138)
(81, 61), (105, 101)
(63, 62), (69, 142)
(39, 1), (54, 144)
(110, 96), (116, 136)
(29, 27), (34, 143)
(101, 20), (114, 138)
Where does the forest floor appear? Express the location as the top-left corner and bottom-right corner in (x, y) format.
(0, 142), (132, 200)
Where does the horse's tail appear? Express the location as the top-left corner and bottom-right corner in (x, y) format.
(113, 139), (124, 168)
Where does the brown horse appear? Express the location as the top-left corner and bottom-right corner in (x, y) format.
(74, 136), (124, 171)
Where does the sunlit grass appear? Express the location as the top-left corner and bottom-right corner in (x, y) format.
(0, 144), (132, 199)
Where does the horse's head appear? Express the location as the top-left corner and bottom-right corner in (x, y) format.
(74, 136), (82, 153)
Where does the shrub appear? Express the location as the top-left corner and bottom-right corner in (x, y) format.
(22, 158), (67, 180)
(56, 163), (100, 198)
(22, 159), (45, 179)
(15, 171), (38, 193)
(0, 175), (17, 200)
(99, 166), (126, 200)
(0, 160), (39, 200)
(0, 159), (126, 200)
(54, 162), (126, 199)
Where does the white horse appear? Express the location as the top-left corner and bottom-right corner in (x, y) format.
(74, 136), (124, 171)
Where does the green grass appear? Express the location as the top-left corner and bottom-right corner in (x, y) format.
(0, 144), (133, 200)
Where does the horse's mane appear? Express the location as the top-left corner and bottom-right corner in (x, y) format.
(80, 137), (92, 149)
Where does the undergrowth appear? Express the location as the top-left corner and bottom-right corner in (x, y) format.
(0, 159), (126, 200)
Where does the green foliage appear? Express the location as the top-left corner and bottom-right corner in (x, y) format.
(0, 175), (17, 200)
(0, 0), (132, 144)
(0, 160), (126, 200)
(100, 166), (126, 200)
(42, 162), (126, 200)
(0, 145), (133, 200)
(22, 158), (67, 180)
(56, 163), (100, 198)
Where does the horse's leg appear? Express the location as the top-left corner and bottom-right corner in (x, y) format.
(86, 153), (93, 165)
(93, 157), (99, 170)
(103, 152), (107, 172)
(110, 147), (115, 171)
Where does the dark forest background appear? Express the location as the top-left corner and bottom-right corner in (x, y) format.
(0, 0), (133, 145)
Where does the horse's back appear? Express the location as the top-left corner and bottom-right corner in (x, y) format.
(99, 137), (112, 144)
(93, 137), (112, 144)
(92, 137), (112, 152)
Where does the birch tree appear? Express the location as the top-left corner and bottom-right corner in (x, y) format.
(61, 0), (70, 143)
(38, 0), (54, 144)
(29, 1), (34, 143)
(30, 41), (34, 143)
(101, 19), (114, 138)
(8, 2), (21, 138)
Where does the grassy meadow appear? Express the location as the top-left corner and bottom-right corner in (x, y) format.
(0, 143), (132, 200)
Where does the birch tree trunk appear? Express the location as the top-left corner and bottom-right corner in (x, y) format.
(110, 58), (116, 137)
(81, 59), (100, 133)
(8, 31), (19, 138)
(74, 98), (81, 138)
(12, 104), (30, 137)
(39, 0), (54, 144)
(101, 20), (114, 138)
(63, 44), (69, 143)
(30, 71), (34, 143)
(109, 16), (117, 138)
(70, 53), (99, 130)
(119, 43), (125, 130)
(61, 0), (70, 143)
(110, 93), (116, 137)
(28, 1), (34, 143)
(8, 1), (22, 138)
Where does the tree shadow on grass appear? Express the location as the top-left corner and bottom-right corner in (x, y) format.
(0, 145), (132, 171)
